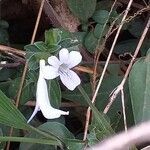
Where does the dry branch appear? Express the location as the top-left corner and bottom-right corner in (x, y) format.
(87, 121), (150, 150)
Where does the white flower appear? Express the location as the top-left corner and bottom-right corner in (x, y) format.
(27, 60), (69, 123)
(42, 48), (82, 91)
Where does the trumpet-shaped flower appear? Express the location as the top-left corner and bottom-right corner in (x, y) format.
(42, 48), (82, 90)
(27, 60), (69, 123)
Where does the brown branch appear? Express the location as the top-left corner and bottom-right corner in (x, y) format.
(87, 121), (150, 150)
(6, 0), (45, 149)
(25, 101), (81, 108)
(103, 16), (150, 114)
(0, 45), (25, 57)
(0, 63), (21, 68)
(118, 0), (146, 9)
(43, 0), (63, 27)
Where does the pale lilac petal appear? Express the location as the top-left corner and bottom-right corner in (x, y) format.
(42, 66), (59, 79)
(48, 56), (61, 68)
(67, 51), (82, 68)
(60, 70), (81, 90)
(59, 48), (69, 63)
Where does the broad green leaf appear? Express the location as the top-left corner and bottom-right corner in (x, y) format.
(114, 39), (139, 54)
(87, 128), (99, 146)
(129, 56), (150, 124)
(0, 136), (59, 147)
(0, 90), (28, 129)
(67, 0), (96, 22)
(34, 41), (48, 51)
(0, 91), (61, 145)
(0, 20), (9, 44)
(94, 24), (109, 39)
(25, 44), (50, 70)
(114, 39), (150, 56)
(78, 85), (114, 136)
(8, 78), (35, 104)
(39, 122), (74, 140)
(39, 122), (84, 149)
(20, 144), (55, 150)
(96, 0), (114, 10)
(72, 32), (86, 43)
(19, 122), (80, 149)
(45, 29), (61, 46)
(64, 139), (85, 150)
(62, 83), (90, 106)
(0, 20), (9, 29)
(48, 80), (61, 108)
(92, 10), (109, 24)
(84, 31), (98, 53)
(0, 81), (11, 96)
(127, 18), (145, 38)
(0, 29), (9, 44)
(0, 68), (16, 81)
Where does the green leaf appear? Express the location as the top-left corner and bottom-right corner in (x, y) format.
(92, 10), (109, 24)
(20, 143), (55, 150)
(84, 31), (98, 53)
(114, 39), (150, 56)
(45, 29), (61, 46)
(0, 90), (28, 129)
(62, 83), (90, 106)
(0, 68), (16, 81)
(34, 41), (49, 51)
(48, 80), (61, 108)
(0, 136), (59, 147)
(127, 18), (145, 38)
(114, 39), (139, 54)
(0, 20), (9, 29)
(25, 44), (50, 70)
(0, 28), (9, 44)
(8, 78), (35, 105)
(67, 0), (96, 22)
(94, 24), (109, 39)
(20, 122), (78, 149)
(39, 122), (74, 140)
(87, 128), (99, 146)
(78, 86), (114, 136)
(64, 139), (85, 150)
(129, 56), (150, 124)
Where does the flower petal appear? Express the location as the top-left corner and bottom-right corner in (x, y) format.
(41, 106), (69, 119)
(59, 48), (69, 63)
(67, 51), (82, 68)
(60, 70), (81, 90)
(37, 72), (69, 119)
(42, 66), (59, 79)
(27, 104), (40, 123)
(48, 56), (61, 68)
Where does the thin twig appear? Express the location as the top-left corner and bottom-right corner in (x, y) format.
(103, 17), (150, 114)
(91, 0), (133, 107)
(87, 121), (150, 150)
(0, 44), (25, 56)
(6, 0), (45, 149)
(0, 62), (21, 68)
(83, 0), (118, 142)
(118, 0), (146, 9)
(83, 0), (134, 142)
(25, 101), (81, 108)
(121, 89), (127, 132)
